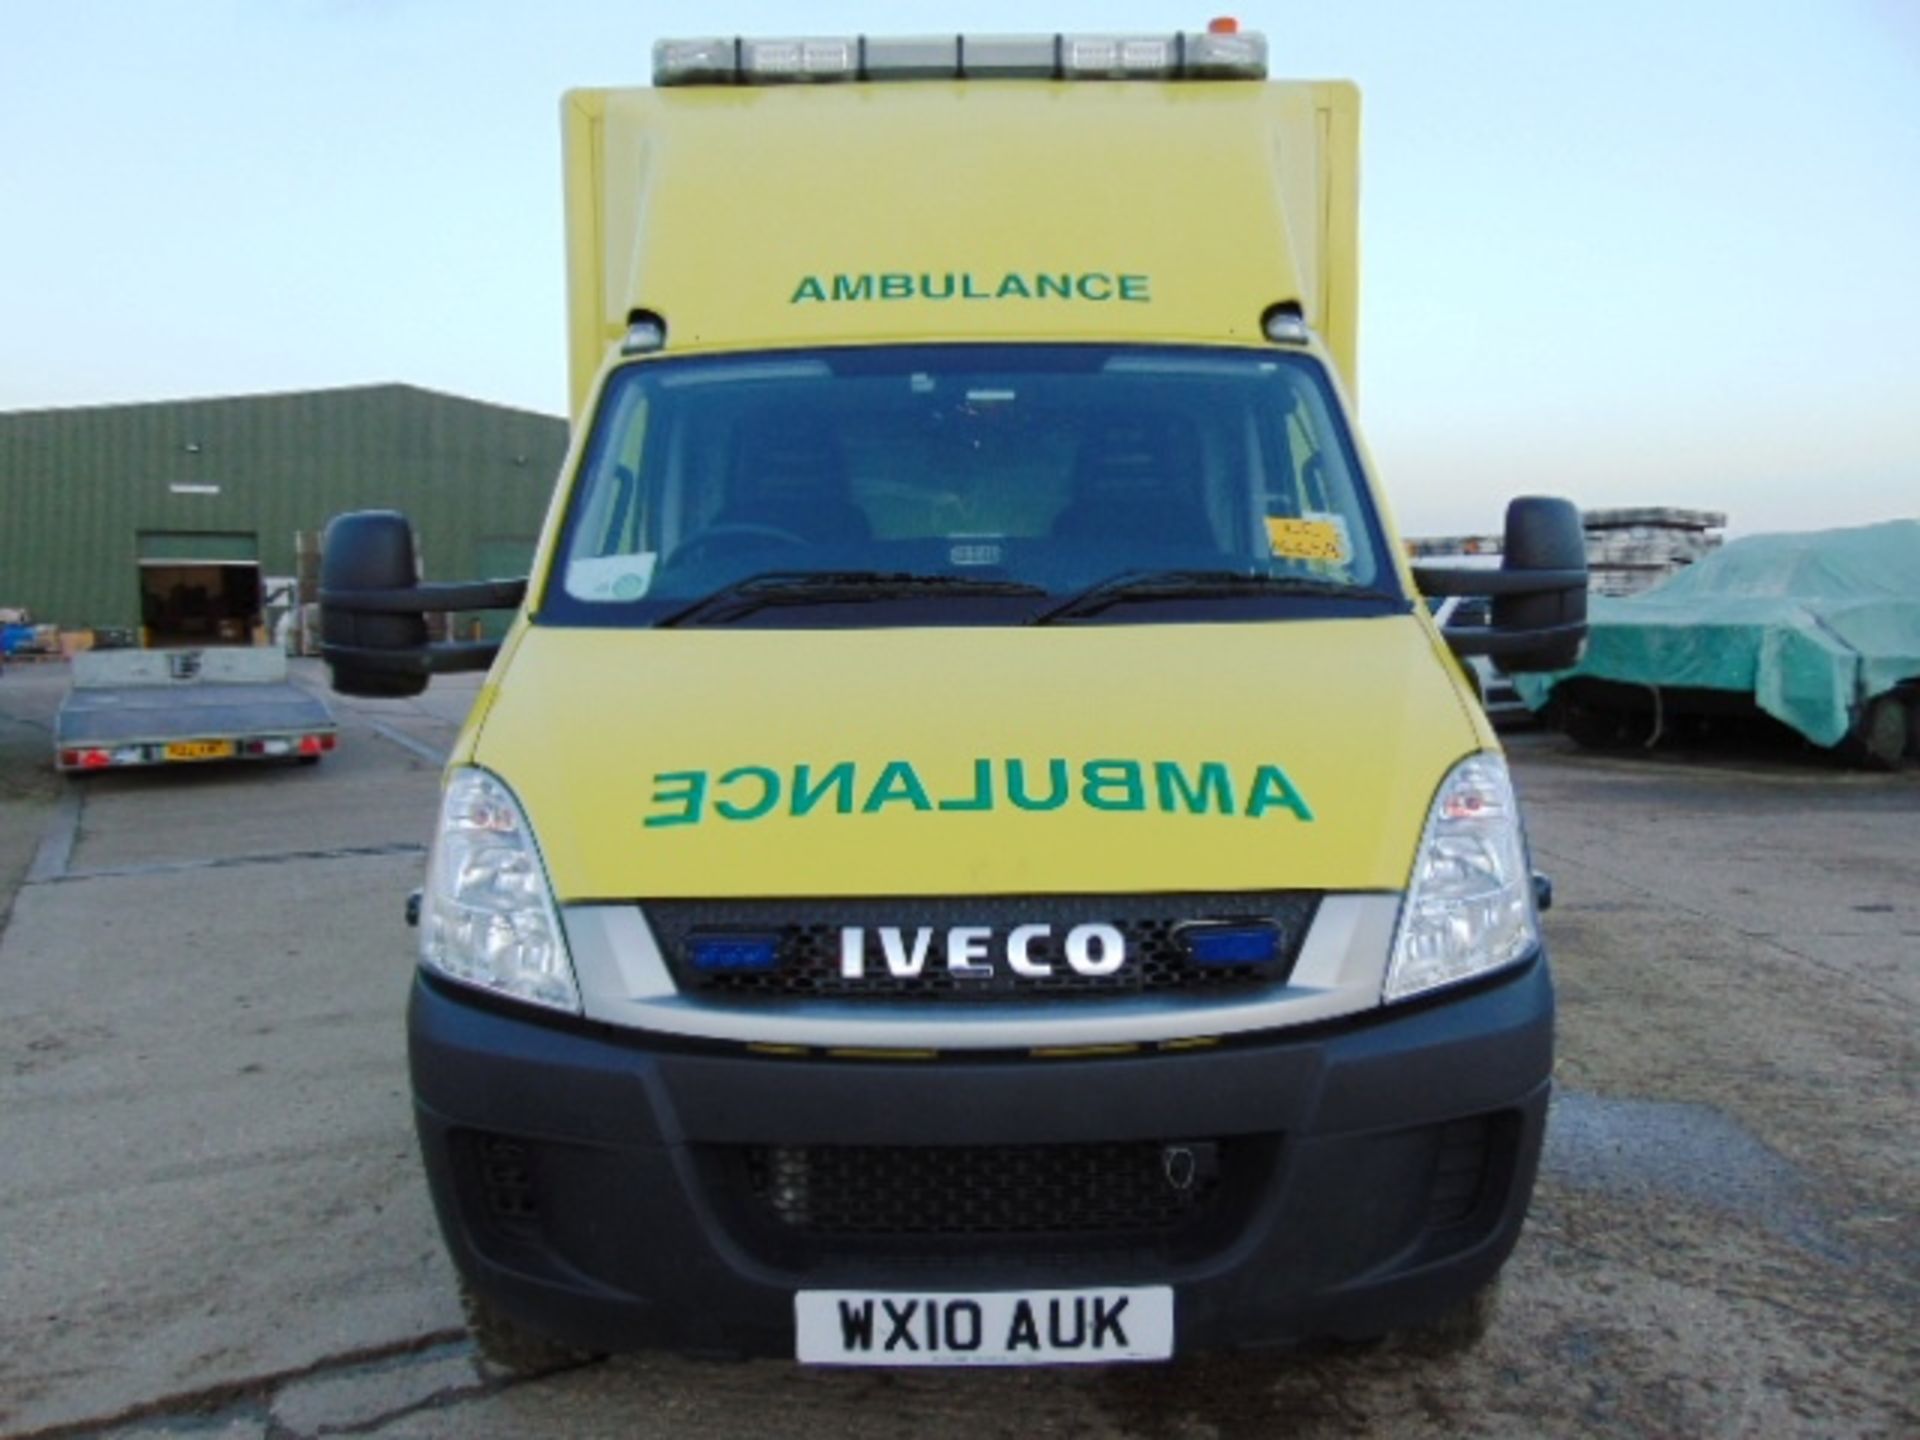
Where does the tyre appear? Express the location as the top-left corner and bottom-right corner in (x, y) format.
(1847, 695), (1909, 772)
(1559, 700), (1651, 751)
(1399, 1277), (1502, 1356)
(459, 1275), (599, 1377)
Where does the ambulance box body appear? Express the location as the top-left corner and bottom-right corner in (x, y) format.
(318, 27), (1588, 1369)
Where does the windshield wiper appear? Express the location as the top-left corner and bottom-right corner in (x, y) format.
(1028, 569), (1400, 625)
(655, 570), (1045, 628)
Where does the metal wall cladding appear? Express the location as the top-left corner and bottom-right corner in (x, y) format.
(0, 385), (567, 629)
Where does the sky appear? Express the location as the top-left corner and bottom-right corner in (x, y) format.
(2, 1), (1915, 537)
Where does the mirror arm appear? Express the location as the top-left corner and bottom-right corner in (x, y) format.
(1440, 621), (1588, 659)
(318, 576), (529, 614)
(319, 640), (502, 675)
(1412, 564), (1588, 598)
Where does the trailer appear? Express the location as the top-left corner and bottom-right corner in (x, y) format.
(55, 646), (337, 774)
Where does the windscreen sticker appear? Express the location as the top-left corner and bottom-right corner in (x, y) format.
(1265, 515), (1349, 563)
(565, 553), (657, 602)
(643, 757), (1314, 830)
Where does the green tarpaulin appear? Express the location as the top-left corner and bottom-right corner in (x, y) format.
(1516, 519), (1920, 747)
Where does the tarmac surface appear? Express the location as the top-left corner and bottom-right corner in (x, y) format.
(1, 658), (1914, 1438)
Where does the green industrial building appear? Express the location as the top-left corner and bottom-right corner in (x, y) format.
(0, 384), (567, 642)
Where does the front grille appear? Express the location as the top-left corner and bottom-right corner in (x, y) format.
(742, 1139), (1232, 1238)
(646, 892), (1318, 1001)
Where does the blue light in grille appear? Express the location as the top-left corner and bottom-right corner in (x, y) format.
(689, 934), (781, 972)
(1181, 923), (1280, 967)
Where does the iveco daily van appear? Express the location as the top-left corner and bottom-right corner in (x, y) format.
(320, 24), (1588, 1369)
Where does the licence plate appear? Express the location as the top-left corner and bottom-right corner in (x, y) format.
(795, 1286), (1172, 1367)
(165, 740), (236, 762)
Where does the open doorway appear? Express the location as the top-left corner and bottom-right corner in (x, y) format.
(139, 562), (264, 647)
(136, 531), (265, 648)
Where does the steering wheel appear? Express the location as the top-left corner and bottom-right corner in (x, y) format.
(669, 523), (812, 566)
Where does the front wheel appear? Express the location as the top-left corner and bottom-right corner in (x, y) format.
(459, 1275), (600, 1377)
(1391, 1277), (1504, 1357)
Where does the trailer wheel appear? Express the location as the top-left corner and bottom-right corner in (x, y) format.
(1847, 695), (1909, 771)
(459, 1275), (599, 1377)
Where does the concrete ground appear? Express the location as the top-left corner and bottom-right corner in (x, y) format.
(0, 660), (1914, 1438)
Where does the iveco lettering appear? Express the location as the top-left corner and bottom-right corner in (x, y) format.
(836, 923), (1130, 980)
(317, 19), (1590, 1371)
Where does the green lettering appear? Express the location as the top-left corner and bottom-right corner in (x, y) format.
(1118, 273), (1150, 302)
(880, 273), (913, 300)
(644, 770), (707, 827)
(831, 273), (874, 301)
(1006, 758), (1069, 811)
(1245, 764), (1315, 822)
(919, 272), (955, 300)
(862, 760), (932, 812)
(1036, 273), (1073, 300)
(790, 276), (826, 304)
(1154, 760), (1235, 815)
(714, 765), (781, 822)
(1076, 272), (1115, 301)
(995, 273), (1032, 300)
(936, 758), (995, 812)
(791, 762), (857, 817)
(1081, 758), (1145, 811)
(962, 273), (991, 300)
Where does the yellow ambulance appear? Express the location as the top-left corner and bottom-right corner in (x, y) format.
(321, 24), (1588, 1369)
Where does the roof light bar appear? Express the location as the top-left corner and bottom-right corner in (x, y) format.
(961, 35), (1058, 79)
(1184, 28), (1267, 77)
(742, 36), (857, 82)
(1062, 35), (1176, 80)
(863, 36), (964, 79)
(652, 30), (1269, 86)
(652, 37), (736, 85)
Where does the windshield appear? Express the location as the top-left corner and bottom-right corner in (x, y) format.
(544, 345), (1402, 627)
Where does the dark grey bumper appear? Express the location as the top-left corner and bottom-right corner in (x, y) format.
(409, 955), (1553, 1359)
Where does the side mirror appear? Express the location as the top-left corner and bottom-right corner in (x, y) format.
(321, 511), (430, 697)
(1414, 496), (1588, 674)
(318, 509), (529, 698)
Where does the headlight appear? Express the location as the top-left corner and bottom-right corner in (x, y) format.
(420, 768), (580, 1013)
(1384, 753), (1539, 1003)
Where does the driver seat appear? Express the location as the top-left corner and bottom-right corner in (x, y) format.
(712, 410), (871, 544)
(1051, 412), (1214, 548)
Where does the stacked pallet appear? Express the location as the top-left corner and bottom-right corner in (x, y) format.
(1582, 508), (1726, 596)
(1406, 508), (1728, 596)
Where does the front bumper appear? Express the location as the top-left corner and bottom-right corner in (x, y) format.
(410, 955), (1553, 1360)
